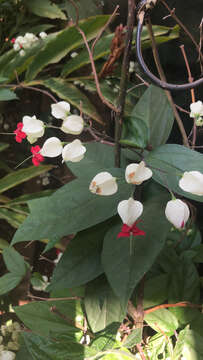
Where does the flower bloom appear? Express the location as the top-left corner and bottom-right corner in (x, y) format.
(13, 122), (26, 143)
(61, 115), (84, 135)
(22, 115), (45, 144)
(31, 145), (44, 166)
(117, 223), (145, 238)
(89, 172), (118, 196)
(62, 139), (86, 163)
(0, 350), (16, 360)
(125, 161), (152, 185)
(41, 137), (63, 157)
(179, 171), (203, 196)
(117, 197), (143, 226)
(39, 32), (47, 39)
(190, 101), (203, 118)
(165, 199), (190, 229)
(51, 101), (70, 120)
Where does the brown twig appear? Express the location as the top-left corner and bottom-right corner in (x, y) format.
(180, 45), (196, 149)
(114, 0), (135, 167)
(136, 344), (147, 360)
(146, 18), (190, 147)
(160, 0), (203, 66)
(144, 301), (203, 315)
(27, 293), (82, 301)
(91, 5), (119, 52)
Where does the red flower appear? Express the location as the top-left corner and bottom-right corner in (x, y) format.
(31, 145), (44, 166)
(117, 222), (145, 238)
(13, 122), (27, 143)
(11, 38), (16, 44)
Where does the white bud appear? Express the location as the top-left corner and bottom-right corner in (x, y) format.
(41, 137), (63, 157)
(179, 171), (203, 196)
(61, 115), (84, 135)
(62, 139), (86, 163)
(125, 161), (152, 185)
(89, 172), (118, 196)
(117, 197), (143, 226)
(165, 199), (190, 229)
(22, 115), (44, 144)
(51, 101), (70, 120)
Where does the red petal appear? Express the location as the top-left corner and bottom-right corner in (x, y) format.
(32, 157), (40, 166)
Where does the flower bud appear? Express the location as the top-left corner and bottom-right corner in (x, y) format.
(22, 115), (44, 144)
(165, 199), (190, 229)
(179, 171), (203, 196)
(117, 197), (143, 226)
(62, 139), (86, 163)
(190, 100), (203, 118)
(89, 172), (118, 196)
(125, 161), (152, 185)
(0, 350), (16, 360)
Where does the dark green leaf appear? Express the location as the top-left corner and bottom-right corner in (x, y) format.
(0, 88), (18, 101)
(0, 273), (22, 295)
(7, 189), (54, 205)
(0, 207), (27, 228)
(120, 85), (173, 148)
(85, 276), (125, 333)
(26, 0), (67, 20)
(146, 144), (203, 202)
(123, 328), (142, 348)
(0, 165), (53, 194)
(143, 274), (169, 309)
(60, 0), (102, 21)
(3, 247), (27, 276)
(144, 308), (178, 335)
(0, 142), (9, 152)
(49, 220), (113, 291)
(0, 238), (9, 250)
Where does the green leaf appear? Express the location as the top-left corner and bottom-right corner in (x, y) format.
(26, 15), (110, 81)
(144, 308), (179, 335)
(143, 274), (169, 309)
(26, 0), (67, 20)
(0, 88), (18, 101)
(0, 238), (9, 250)
(145, 144), (203, 202)
(90, 324), (118, 352)
(0, 142), (9, 152)
(102, 182), (170, 307)
(43, 78), (103, 124)
(168, 258), (200, 325)
(15, 300), (83, 336)
(3, 247), (27, 276)
(11, 168), (131, 247)
(0, 207), (27, 228)
(49, 219), (115, 291)
(172, 328), (203, 360)
(60, 0), (102, 21)
(7, 189), (54, 205)
(123, 328), (142, 348)
(0, 273), (22, 295)
(85, 276), (125, 333)
(0, 165), (53, 194)
(120, 85), (173, 149)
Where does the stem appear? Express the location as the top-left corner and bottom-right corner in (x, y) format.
(144, 301), (203, 315)
(180, 45), (196, 149)
(114, 0), (135, 167)
(146, 18), (190, 147)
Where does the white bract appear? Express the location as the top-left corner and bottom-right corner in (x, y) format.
(51, 101), (70, 120)
(41, 137), (63, 157)
(39, 32), (47, 39)
(165, 199), (190, 229)
(19, 50), (25, 57)
(22, 115), (45, 143)
(62, 139), (86, 163)
(190, 100), (203, 118)
(0, 351), (16, 360)
(117, 197), (143, 226)
(89, 172), (118, 196)
(61, 115), (84, 135)
(179, 171), (203, 196)
(125, 161), (152, 185)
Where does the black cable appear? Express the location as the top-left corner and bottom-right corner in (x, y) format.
(135, 0), (203, 91)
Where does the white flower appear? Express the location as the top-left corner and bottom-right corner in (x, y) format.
(62, 139), (86, 163)
(61, 115), (84, 135)
(51, 101), (70, 120)
(179, 171), (203, 196)
(117, 197), (143, 226)
(0, 350), (16, 360)
(13, 43), (20, 51)
(89, 172), (118, 196)
(22, 115), (45, 144)
(165, 199), (190, 229)
(41, 137), (63, 157)
(190, 100), (203, 118)
(129, 61), (135, 73)
(39, 32), (47, 39)
(125, 161), (152, 185)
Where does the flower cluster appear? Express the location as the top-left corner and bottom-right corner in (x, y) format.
(89, 160), (203, 233)
(11, 31), (47, 56)
(190, 100), (203, 126)
(0, 321), (21, 359)
(13, 101), (86, 166)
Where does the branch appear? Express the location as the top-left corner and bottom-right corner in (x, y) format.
(144, 301), (203, 315)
